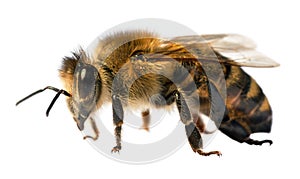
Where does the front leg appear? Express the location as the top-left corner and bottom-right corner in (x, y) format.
(175, 91), (221, 157)
(83, 117), (99, 140)
(111, 95), (124, 153)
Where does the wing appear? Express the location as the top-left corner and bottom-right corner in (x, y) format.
(151, 34), (280, 68)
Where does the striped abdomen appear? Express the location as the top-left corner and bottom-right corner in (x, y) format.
(196, 64), (272, 142)
(222, 65), (272, 134)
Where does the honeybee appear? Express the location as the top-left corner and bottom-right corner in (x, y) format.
(16, 30), (279, 156)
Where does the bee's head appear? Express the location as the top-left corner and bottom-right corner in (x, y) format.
(60, 50), (102, 130)
(16, 49), (102, 131)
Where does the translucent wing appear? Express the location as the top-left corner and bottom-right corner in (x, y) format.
(170, 34), (280, 68)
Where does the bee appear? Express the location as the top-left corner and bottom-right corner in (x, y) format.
(16, 30), (279, 156)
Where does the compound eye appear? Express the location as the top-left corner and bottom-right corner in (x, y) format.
(72, 62), (102, 123)
(77, 66), (99, 99)
(72, 60), (101, 106)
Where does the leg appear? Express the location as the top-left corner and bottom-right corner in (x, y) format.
(111, 95), (124, 153)
(175, 91), (221, 156)
(83, 117), (99, 140)
(112, 125), (122, 153)
(193, 114), (215, 134)
(141, 109), (150, 131)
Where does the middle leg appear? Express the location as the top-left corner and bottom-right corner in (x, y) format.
(141, 109), (150, 131)
(111, 95), (124, 153)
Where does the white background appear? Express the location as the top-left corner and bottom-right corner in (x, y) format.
(1, 0), (299, 178)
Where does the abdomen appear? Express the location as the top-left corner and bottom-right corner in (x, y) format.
(197, 65), (272, 135)
(224, 66), (272, 133)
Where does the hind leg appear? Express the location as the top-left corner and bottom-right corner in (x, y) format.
(193, 114), (215, 134)
(175, 91), (221, 156)
(185, 122), (222, 156)
(219, 117), (272, 146)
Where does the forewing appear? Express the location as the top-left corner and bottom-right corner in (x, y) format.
(171, 34), (280, 67)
